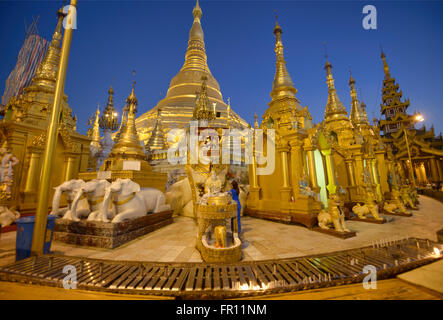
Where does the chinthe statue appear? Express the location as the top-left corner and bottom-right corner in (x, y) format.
(352, 189), (384, 220)
(317, 194), (350, 232)
(401, 185), (418, 209)
(383, 188), (408, 214)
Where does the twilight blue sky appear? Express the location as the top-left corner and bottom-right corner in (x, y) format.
(1, 0), (443, 136)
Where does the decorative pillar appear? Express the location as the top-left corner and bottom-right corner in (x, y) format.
(437, 159), (443, 181)
(345, 158), (356, 187)
(64, 153), (78, 181)
(370, 159), (382, 201)
(248, 149), (260, 205)
(430, 158), (439, 183)
(289, 140), (304, 197)
(24, 148), (42, 194)
(278, 145), (291, 203)
(306, 148), (319, 192)
(321, 149), (337, 195)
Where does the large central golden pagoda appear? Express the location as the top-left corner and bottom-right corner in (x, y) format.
(135, 0), (248, 145)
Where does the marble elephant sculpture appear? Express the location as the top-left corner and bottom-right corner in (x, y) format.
(317, 194), (350, 232)
(51, 179), (90, 220)
(0, 206), (20, 227)
(102, 178), (170, 223)
(214, 225), (227, 248)
(70, 179), (116, 222)
(165, 177), (194, 217)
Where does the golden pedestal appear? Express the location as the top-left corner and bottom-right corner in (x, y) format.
(196, 202), (242, 263)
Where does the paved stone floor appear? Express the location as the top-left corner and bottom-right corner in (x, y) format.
(1, 195), (442, 266)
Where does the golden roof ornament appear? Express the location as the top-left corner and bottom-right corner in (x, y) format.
(108, 80), (145, 161)
(146, 108), (167, 152)
(271, 16), (297, 100)
(349, 72), (369, 126)
(88, 104), (101, 145)
(99, 85), (119, 131)
(192, 75), (216, 121)
(381, 50), (391, 78)
(32, 7), (66, 90)
(324, 59), (348, 121)
(254, 112), (259, 129)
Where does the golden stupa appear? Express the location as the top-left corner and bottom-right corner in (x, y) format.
(135, 0), (249, 144)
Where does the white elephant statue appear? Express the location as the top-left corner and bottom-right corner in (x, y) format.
(103, 178), (170, 223)
(0, 206), (20, 227)
(51, 179), (90, 220)
(165, 177), (193, 217)
(70, 179), (115, 222)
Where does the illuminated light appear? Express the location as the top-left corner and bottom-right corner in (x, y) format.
(415, 114), (424, 122)
(113, 112), (118, 117)
(239, 284), (249, 290)
(434, 247), (440, 257)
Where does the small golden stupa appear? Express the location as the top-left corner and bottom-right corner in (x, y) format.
(79, 82), (167, 191)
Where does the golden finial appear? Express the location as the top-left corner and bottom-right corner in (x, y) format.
(380, 45), (391, 77)
(254, 112), (259, 129)
(193, 0), (202, 20)
(273, 9), (282, 35)
(348, 67), (355, 85)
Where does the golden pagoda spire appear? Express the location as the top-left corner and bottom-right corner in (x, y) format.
(146, 108), (167, 152)
(32, 7), (65, 90)
(90, 104), (101, 145)
(349, 72), (369, 126)
(270, 18), (297, 100)
(254, 112), (259, 129)
(381, 50), (391, 78)
(109, 81), (145, 161)
(99, 85), (119, 131)
(324, 59), (347, 121)
(181, 0), (210, 73)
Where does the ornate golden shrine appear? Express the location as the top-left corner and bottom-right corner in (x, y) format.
(0, 9), (90, 213)
(377, 51), (443, 186)
(246, 20), (322, 227)
(317, 62), (389, 203)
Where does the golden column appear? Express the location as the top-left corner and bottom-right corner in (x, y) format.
(437, 159), (443, 181)
(370, 158), (382, 200)
(31, 1), (77, 255)
(24, 149), (42, 194)
(278, 144), (292, 203)
(403, 127), (416, 188)
(345, 158), (356, 187)
(321, 149), (337, 195)
(430, 158), (439, 182)
(64, 152), (77, 181)
(306, 148), (319, 192)
(289, 139), (304, 196)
